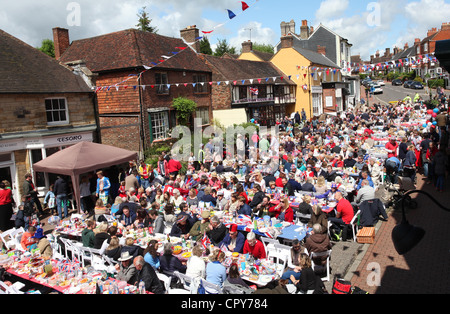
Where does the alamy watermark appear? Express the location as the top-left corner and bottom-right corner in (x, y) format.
(367, 2), (381, 27)
(67, 2), (81, 27)
(171, 118), (281, 173)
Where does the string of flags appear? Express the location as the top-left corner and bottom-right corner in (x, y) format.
(350, 52), (438, 72)
(98, 1), (257, 91)
(94, 65), (345, 93)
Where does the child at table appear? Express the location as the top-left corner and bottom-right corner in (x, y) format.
(20, 225), (38, 251)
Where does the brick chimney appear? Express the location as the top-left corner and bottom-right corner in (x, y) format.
(317, 45), (326, 55)
(180, 25), (200, 53)
(414, 38), (421, 44)
(441, 22), (450, 31)
(300, 20), (310, 39)
(385, 48), (390, 57)
(53, 27), (70, 60)
(427, 27), (438, 37)
(404, 42), (409, 50)
(280, 34), (294, 49)
(242, 40), (253, 53)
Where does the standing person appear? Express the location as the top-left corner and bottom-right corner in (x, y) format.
(138, 160), (151, 191)
(0, 181), (14, 232)
(79, 176), (92, 216)
(124, 169), (139, 194)
(22, 173), (44, 217)
(403, 145), (417, 183)
(54, 175), (70, 220)
(96, 171), (111, 206)
(433, 147), (448, 192)
(385, 137), (399, 158)
(43, 184), (57, 216)
(301, 109), (307, 122)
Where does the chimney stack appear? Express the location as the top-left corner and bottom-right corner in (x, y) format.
(280, 20), (296, 36)
(404, 42), (409, 50)
(53, 27), (70, 60)
(242, 40), (253, 53)
(427, 27), (438, 37)
(385, 48), (390, 57)
(300, 20), (310, 39)
(280, 34), (294, 49)
(441, 22), (450, 31)
(180, 25), (200, 53)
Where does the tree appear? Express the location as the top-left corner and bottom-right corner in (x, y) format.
(214, 39), (237, 57)
(251, 43), (274, 54)
(136, 7), (158, 33)
(172, 97), (197, 126)
(38, 39), (55, 58)
(199, 37), (213, 55)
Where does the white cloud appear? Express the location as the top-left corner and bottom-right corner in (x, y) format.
(315, 0), (350, 21)
(228, 21), (276, 51)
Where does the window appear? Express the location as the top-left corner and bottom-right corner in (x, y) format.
(155, 73), (169, 95)
(312, 93), (323, 116)
(196, 107), (210, 125)
(193, 75), (208, 94)
(45, 98), (68, 125)
(424, 43), (428, 52)
(149, 111), (170, 141)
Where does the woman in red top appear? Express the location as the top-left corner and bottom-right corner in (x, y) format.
(0, 181), (14, 232)
(279, 197), (294, 223)
(243, 232), (266, 260)
(235, 183), (248, 204)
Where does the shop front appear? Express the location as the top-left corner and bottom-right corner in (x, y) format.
(0, 130), (95, 202)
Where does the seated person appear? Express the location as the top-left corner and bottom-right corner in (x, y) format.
(243, 232), (266, 260)
(159, 243), (187, 277)
(120, 205), (137, 228)
(328, 191), (354, 241)
(304, 224), (332, 266)
(206, 215), (227, 246)
(219, 224), (245, 253)
(170, 214), (192, 239)
(236, 196), (252, 216)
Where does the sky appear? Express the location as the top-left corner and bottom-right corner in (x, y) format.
(1, 0), (450, 61)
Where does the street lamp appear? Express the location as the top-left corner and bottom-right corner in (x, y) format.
(392, 190), (450, 255)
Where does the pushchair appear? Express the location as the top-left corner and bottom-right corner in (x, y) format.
(379, 175), (417, 211)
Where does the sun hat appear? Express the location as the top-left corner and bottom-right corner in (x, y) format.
(201, 210), (211, 219)
(118, 251), (133, 262)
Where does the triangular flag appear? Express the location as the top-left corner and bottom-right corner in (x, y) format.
(167, 84), (171, 89)
(143, 65), (151, 70)
(192, 83), (197, 87)
(258, 79), (261, 84)
(142, 85), (146, 91)
(176, 47), (187, 50)
(225, 81), (229, 85)
(303, 74), (307, 78)
(209, 82), (213, 85)
(249, 79), (253, 84)
(184, 83), (188, 87)
(202, 30), (214, 34)
(241, 1), (249, 11)
(241, 80), (246, 84)
(217, 81), (221, 85)
(227, 9), (236, 19)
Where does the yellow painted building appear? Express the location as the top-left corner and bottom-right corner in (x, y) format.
(239, 36), (343, 120)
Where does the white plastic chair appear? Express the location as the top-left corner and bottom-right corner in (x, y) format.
(310, 249), (332, 282)
(273, 243), (292, 256)
(201, 278), (224, 294)
(350, 210), (361, 242)
(163, 221), (174, 234)
(157, 273), (190, 294)
(0, 281), (23, 294)
(267, 250), (288, 277)
(173, 271), (195, 292)
(261, 237), (279, 256)
(0, 228), (17, 250)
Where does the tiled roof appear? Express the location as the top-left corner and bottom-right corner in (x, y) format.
(0, 29), (92, 94)
(201, 54), (295, 85)
(292, 46), (340, 68)
(60, 29), (211, 73)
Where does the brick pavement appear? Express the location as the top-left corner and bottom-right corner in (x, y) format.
(348, 173), (450, 294)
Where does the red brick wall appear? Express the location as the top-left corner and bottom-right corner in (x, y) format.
(95, 70), (141, 114)
(211, 84), (232, 110)
(99, 115), (141, 152)
(322, 88), (337, 114)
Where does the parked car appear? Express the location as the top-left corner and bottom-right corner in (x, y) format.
(372, 84), (383, 94)
(362, 78), (372, 86)
(392, 79), (403, 86)
(410, 81), (424, 89)
(403, 80), (414, 88)
(377, 80), (385, 86)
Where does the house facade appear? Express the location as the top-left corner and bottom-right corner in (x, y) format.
(0, 29), (97, 202)
(200, 54), (296, 127)
(57, 26), (213, 156)
(270, 34), (344, 119)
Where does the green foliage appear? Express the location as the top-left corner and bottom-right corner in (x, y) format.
(214, 39), (237, 57)
(172, 97), (197, 126)
(359, 74), (368, 80)
(413, 77), (423, 83)
(38, 39), (55, 58)
(427, 79), (445, 88)
(136, 7), (158, 33)
(199, 37), (213, 55)
(252, 43), (274, 54)
(386, 71), (400, 81)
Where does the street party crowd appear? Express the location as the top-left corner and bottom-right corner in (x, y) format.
(0, 92), (449, 294)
